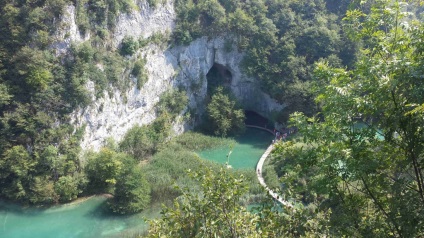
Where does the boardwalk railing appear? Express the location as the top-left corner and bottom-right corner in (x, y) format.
(246, 124), (294, 208)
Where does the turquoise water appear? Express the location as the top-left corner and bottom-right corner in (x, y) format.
(0, 196), (157, 238)
(198, 128), (274, 169)
(0, 128), (272, 238)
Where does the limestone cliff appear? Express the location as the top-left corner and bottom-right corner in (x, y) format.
(55, 1), (284, 150)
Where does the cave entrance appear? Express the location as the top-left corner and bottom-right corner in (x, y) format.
(206, 63), (232, 94)
(244, 110), (274, 128)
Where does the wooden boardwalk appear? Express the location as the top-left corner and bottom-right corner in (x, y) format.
(246, 125), (294, 208)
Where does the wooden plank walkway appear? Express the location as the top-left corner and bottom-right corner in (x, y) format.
(256, 144), (294, 208)
(246, 125), (294, 208)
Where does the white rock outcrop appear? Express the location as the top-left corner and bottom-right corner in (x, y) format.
(72, 37), (284, 150)
(58, 1), (284, 150)
(113, 1), (175, 47)
(52, 5), (91, 55)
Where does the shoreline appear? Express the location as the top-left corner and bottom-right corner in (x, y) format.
(64, 193), (113, 206)
(0, 194), (114, 210)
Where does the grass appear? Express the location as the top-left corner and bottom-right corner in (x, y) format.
(170, 131), (237, 151)
(143, 132), (261, 204)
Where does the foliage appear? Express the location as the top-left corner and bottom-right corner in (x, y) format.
(84, 148), (124, 193)
(132, 57), (149, 89)
(76, 0), (134, 34)
(157, 89), (188, 118)
(146, 166), (332, 237)
(172, 131), (236, 151)
(0, 145), (36, 201)
(262, 164), (280, 191)
(84, 147), (151, 214)
(206, 87), (245, 137)
(119, 115), (172, 161)
(276, 1), (424, 236)
(173, 0), (358, 120)
(109, 157), (151, 214)
(147, 167), (259, 238)
(142, 146), (207, 203)
(121, 36), (139, 56)
(119, 125), (157, 160)
(54, 175), (84, 202)
(0, 1), (131, 203)
(142, 131), (259, 204)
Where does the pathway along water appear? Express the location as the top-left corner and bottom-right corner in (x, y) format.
(246, 125), (294, 208)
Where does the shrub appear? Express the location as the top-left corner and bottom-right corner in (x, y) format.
(120, 36), (139, 56)
(157, 89), (188, 117)
(132, 57), (148, 89)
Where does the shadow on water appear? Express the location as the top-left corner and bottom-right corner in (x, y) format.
(0, 199), (68, 217)
(235, 128), (274, 149)
(83, 197), (117, 219)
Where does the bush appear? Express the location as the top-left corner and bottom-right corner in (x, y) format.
(119, 115), (172, 160)
(120, 36), (139, 56)
(157, 89), (188, 117)
(84, 148), (127, 193)
(132, 57), (148, 89)
(119, 125), (157, 160)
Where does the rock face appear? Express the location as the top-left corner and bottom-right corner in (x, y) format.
(113, 1), (176, 48)
(52, 5), (91, 55)
(60, 2), (284, 150)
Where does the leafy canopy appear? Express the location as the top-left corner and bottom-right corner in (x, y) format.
(277, 0), (424, 236)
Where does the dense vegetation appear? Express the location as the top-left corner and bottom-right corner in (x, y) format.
(1, 0), (424, 236)
(146, 0), (424, 237)
(146, 166), (332, 237)
(0, 0), (350, 205)
(0, 0), (168, 205)
(173, 0), (358, 120)
(259, 1), (424, 237)
(0, 0), (138, 205)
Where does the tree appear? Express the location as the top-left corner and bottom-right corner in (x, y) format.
(206, 87), (245, 137)
(119, 125), (158, 160)
(132, 57), (148, 89)
(108, 160), (150, 214)
(146, 166), (331, 237)
(0, 145), (36, 201)
(157, 89), (188, 117)
(0, 83), (11, 107)
(147, 167), (259, 237)
(278, 1), (424, 236)
(54, 175), (81, 202)
(84, 148), (123, 193)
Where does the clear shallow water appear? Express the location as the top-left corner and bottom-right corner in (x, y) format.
(0, 196), (158, 238)
(0, 128), (272, 238)
(198, 128), (274, 169)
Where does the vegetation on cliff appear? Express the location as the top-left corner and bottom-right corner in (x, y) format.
(173, 0), (358, 120)
(1, 0), (424, 236)
(147, 0), (424, 237)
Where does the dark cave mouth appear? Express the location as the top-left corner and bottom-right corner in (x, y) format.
(206, 63), (233, 94)
(244, 110), (273, 128)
